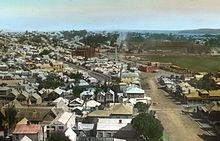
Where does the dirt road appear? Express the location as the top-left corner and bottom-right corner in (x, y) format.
(142, 73), (203, 141)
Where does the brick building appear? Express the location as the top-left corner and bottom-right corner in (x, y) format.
(73, 47), (95, 58)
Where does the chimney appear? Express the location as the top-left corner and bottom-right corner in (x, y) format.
(119, 119), (122, 124)
(27, 121), (31, 125)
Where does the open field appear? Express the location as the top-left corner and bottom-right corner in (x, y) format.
(143, 55), (220, 72)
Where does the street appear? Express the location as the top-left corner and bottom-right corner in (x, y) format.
(142, 72), (203, 141)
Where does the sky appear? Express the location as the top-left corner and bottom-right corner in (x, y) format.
(0, 0), (220, 31)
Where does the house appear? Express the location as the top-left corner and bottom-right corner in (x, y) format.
(7, 89), (19, 100)
(65, 128), (77, 141)
(74, 122), (95, 133)
(83, 100), (101, 109)
(69, 98), (84, 107)
(0, 87), (11, 100)
(87, 77), (98, 84)
(49, 112), (75, 133)
(29, 93), (42, 104)
(49, 60), (64, 72)
(0, 62), (9, 71)
(119, 72), (139, 84)
(17, 90), (29, 102)
(46, 88), (65, 101)
(16, 107), (58, 124)
(110, 103), (133, 118)
(185, 90), (220, 105)
(176, 82), (197, 96)
(53, 87), (66, 96)
(97, 89), (115, 103)
(88, 103), (133, 119)
(197, 102), (220, 124)
(40, 89), (53, 101)
(78, 79), (90, 87)
(53, 97), (69, 105)
(125, 87), (145, 98)
(80, 90), (94, 99)
(96, 118), (135, 140)
(96, 91), (105, 103)
(13, 123), (43, 141)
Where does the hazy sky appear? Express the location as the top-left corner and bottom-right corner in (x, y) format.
(1, 0), (220, 31)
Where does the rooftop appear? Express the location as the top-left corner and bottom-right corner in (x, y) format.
(13, 124), (41, 134)
(97, 118), (132, 131)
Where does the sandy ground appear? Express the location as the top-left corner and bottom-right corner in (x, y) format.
(142, 73), (204, 141)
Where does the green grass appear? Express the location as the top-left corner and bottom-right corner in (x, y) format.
(144, 55), (220, 72)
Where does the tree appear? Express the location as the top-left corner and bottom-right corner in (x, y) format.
(5, 104), (17, 129)
(37, 74), (64, 90)
(39, 49), (51, 57)
(72, 86), (84, 98)
(196, 73), (217, 91)
(48, 131), (70, 141)
(69, 72), (83, 84)
(132, 113), (164, 141)
(134, 102), (150, 113)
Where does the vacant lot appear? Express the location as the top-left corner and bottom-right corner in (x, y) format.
(144, 55), (220, 72)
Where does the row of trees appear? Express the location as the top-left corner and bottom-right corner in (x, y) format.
(80, 33), (119, 47)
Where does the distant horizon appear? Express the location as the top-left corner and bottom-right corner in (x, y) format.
(1, 0), (220, 32)
(1, 27), (220, 33)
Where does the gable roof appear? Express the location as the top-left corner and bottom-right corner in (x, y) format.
(20, 91), (29, 98)
(111, 104), (133, 115)
(13, 124), (41, 134)
(20, 135), (32, 141)
(78, 79), (89, 86)
(10, 89), (20, 97)
(16, 107), (56, 122)
(88, 103), (133, 117)
(17, 117), (29, 125)
(69, 98), (84, 105)
(53, 87), (65, 95)
(83, 100), (100, 108)
(51, 112), (74, 125)
(53, 97), (69, 105)
(126, 87), (145, 94)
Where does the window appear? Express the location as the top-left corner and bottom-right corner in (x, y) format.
(98, 132), (103, 138)
(58, 126), (64, 130)
(107, 133), (112, 138)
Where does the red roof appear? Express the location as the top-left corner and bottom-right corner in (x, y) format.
(13, 124), (41, 134)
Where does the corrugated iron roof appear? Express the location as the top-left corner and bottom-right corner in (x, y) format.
(13, 124), (41, 134)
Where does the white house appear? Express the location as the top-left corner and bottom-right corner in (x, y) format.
(53, 97), (69, 105)
(49, 112), (75, 132)
(69, 98), (84, 107)
(96, 118), (133, 139)
(83, 100), (101, 109)
(125, 87), (145, 98)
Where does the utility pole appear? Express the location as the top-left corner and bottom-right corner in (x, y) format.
(115, 45), (118, 62)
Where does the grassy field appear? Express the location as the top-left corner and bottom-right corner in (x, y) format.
(144, 55), (220, 72)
